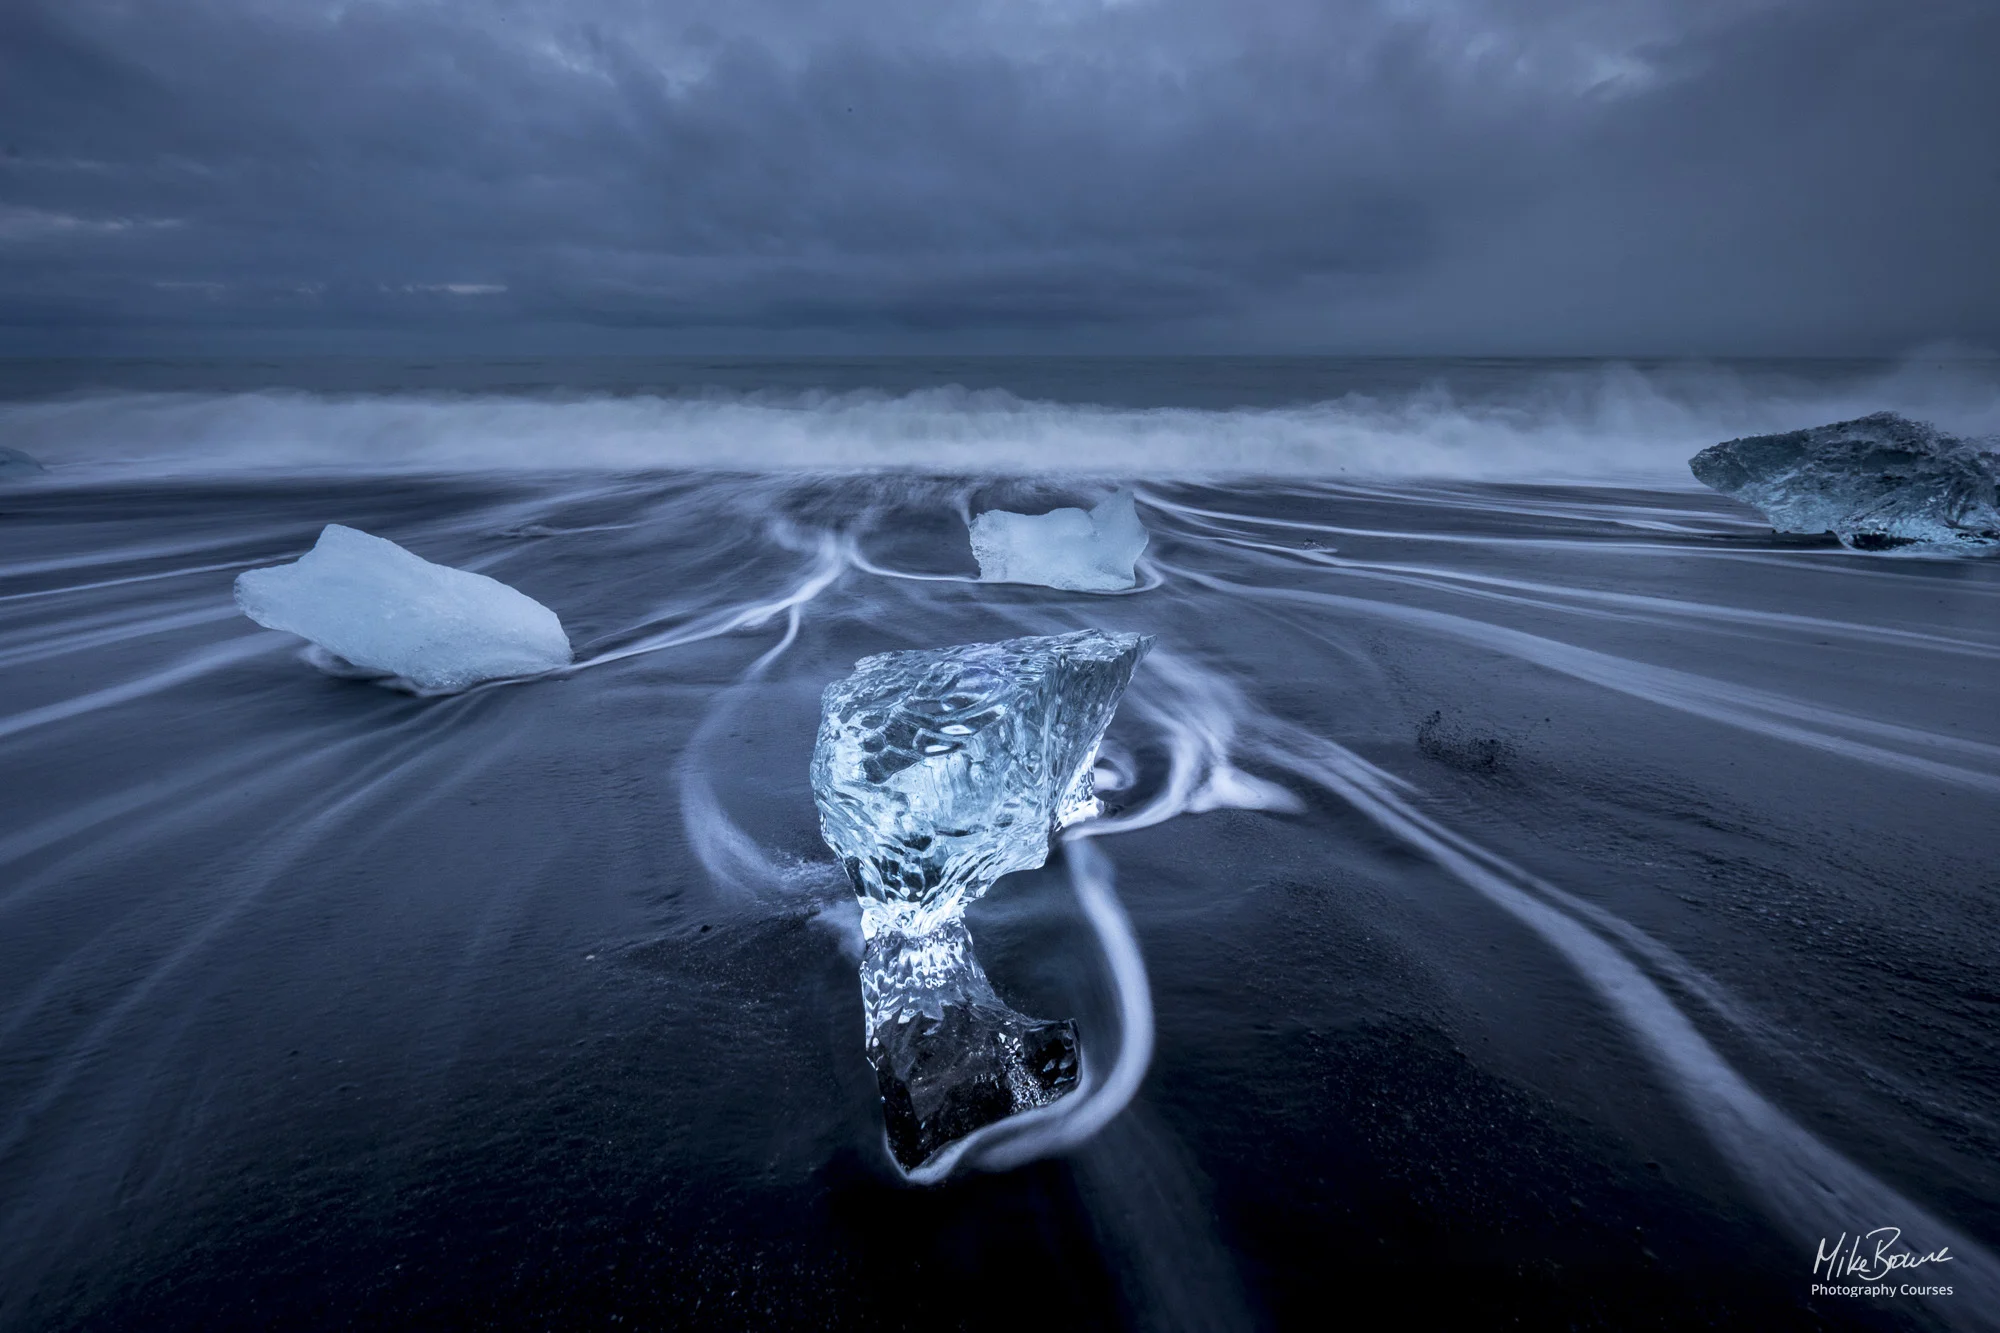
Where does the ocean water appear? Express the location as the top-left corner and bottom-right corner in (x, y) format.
(1, 357), (1997, 1330)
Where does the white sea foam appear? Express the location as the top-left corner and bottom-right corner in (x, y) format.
(4, 358), (1997, 482)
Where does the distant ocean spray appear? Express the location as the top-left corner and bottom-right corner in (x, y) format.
(3, 354), (1997, 481)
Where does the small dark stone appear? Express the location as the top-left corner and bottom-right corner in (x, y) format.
(1416, 709), (1512, 773)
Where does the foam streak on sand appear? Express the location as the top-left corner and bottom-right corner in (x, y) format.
(0, 635), (289, 743)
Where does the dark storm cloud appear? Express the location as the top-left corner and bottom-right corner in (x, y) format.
(0, 0), (1995, 352)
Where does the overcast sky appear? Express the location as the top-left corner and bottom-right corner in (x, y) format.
(2, 0), (1996, 355)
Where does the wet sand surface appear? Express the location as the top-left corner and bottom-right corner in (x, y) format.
(2, 473), (1994, 1330)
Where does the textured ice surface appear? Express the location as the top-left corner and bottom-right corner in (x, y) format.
(814, 629), (1153, 934)
(1690, 413), (2000, 552)
(812, 628), (1151, 1169)
(859, 916), (1082, 1170)
(234, 524), (572, 692)
(0, 447), (45, 481)
(968, 490), (1150, 591)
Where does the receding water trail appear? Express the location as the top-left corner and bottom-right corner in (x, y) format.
(0, 695), (514, 1167)
(0, 634), (290, 744)
(0, 557), (280, 605)
(1096, 642), (1999, 1327)
(1260, 728), (2000, 1331)
(0, 527), (312, 582)
(1227, 546), (2000, 659)
(570, 527), (849, 671)
(0, 603), (244, 670)
(1159, 563), (2000, 794)
(674, 552), (850, 905)
(1141, 491), (1769, 555)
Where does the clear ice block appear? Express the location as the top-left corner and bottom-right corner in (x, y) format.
(811, 628), (1151, 1170)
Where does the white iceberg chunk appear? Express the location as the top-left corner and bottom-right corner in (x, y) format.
(968, 489), (1149, 591)
(234, 524), (572, 692)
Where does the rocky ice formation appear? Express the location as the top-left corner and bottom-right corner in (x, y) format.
(235, 524), (572, 692)
(1690, 413), (2000, 551)
(811, 628), (1151, 1170)
(968, 490), (1150, 591)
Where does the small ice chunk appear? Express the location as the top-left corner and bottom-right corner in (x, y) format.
(812, 628), (1151, 1170)
(968, 490), (1150, 591)
(1690, 413), (2000, 552)
(0, 447), (46, 481)
(234, 524), (572, 692)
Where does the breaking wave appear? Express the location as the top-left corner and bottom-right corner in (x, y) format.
(6, 356), (1998, 482)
